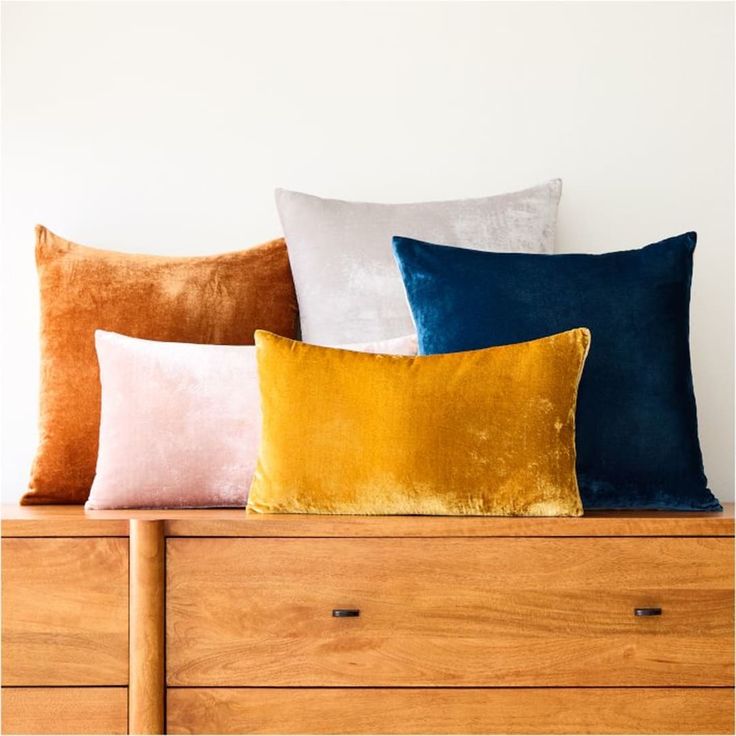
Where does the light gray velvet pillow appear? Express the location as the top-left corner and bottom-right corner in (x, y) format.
(275, 180), (562, 343)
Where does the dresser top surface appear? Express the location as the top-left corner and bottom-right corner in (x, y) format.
(1, 503), (733, 537)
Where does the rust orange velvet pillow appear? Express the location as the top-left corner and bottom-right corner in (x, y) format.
(24, 226), (298, 505)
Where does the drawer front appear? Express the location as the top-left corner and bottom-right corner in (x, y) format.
(2, 538), (128, 685)
(2, 687), (128, 735)
(167, 537), (733, 687)
(167, 687), (735, 735)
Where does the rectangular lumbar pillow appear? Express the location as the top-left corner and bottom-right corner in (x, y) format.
(275, 180), (561, 344)
(86, 331), (417, 509)
(25, 226), (299, 505)
(247, 328), (590, 516)
(393, 233), (721, 511)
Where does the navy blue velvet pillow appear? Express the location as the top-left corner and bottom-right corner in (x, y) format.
(393, 233), (721, 511)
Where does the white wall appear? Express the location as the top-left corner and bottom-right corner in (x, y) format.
(2, 1), (733, 504)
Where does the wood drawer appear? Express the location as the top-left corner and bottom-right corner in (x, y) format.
(167, 687), (735, 735)
(1, 687), (128, 734)
(166, 537), (733, 687)
(2, 538), (128, 685)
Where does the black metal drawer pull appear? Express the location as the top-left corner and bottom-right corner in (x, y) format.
(332, 609), (360, 618)
(634, 607), (662, 617)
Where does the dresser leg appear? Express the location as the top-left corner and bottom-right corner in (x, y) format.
(129, 520), (165, 735)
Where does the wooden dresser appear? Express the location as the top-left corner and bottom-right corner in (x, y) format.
(2, 505), (734, 735)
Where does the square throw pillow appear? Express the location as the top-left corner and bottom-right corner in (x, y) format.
(25, 226), (299, 505)
(275, 180), (561, 344)
(247, 328), (590, 516)
(393, 232), (721, 511)
(86, 331), (417, 509)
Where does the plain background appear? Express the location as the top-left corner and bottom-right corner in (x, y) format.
(1, 1), (733, 504)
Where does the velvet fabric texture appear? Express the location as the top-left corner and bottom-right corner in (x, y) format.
(25, 226), (298, 505)
(248, 328), (590, 516)
(276, 180), (561, 344)
(86, 331), (417, 510)
(393, 233), (721, 511)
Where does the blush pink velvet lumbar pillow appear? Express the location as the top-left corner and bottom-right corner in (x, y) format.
(85, 330), (417, 509)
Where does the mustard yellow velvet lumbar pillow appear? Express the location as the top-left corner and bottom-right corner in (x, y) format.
(25, 226), (298, 505)
(248, 328), (591, 516)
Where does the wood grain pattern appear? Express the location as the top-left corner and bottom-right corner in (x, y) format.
(167, 537), (734, 687)
(164, 506), (735, 537)
(2, 687), (128, 735)
(1, 505), (129, 537)
(2, 538), (128, 685)
(166, 687), (735, 735)
(2, 503), (733, 537)
(2, 505), (733, 735)
(129, 520), (165, 735)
